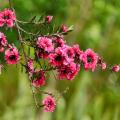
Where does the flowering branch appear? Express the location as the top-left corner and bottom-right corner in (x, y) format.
(0, 0), (119, 113)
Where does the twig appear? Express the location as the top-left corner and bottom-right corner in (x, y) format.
(8, 0), (12, 9)
(17, 19), (44, 25)
(44, 67), (57, 71)
(15, 20), (39, 109)
(16, 24), (38, 36)
(35, 88), (54, 97)
(8, 0), (40, 109)
(15, 20), (40, 109)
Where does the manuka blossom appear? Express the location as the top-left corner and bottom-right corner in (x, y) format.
(37, 37), (54, 52)
(52, 36), (65, 48)
(63, 45), (75, 63)
(112, 65), (120, 72)
(49, 47), (66, 67)
(0, 9), (16, 27)
(4, 46), (20, 64)
(57, 62), (80, 80)
(42, 96), (56, 112)
(36, 37), (54, 58)
(80, 48), (98, 72)
(32, 70), (46, 87)
(45, 15), (53, 23)
(0, 32), (7, 52)
(73, 44), (83, 63)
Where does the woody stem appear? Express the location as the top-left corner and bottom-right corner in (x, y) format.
(8, 0), (40, 109)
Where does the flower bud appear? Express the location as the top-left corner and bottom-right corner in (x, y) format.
(112, 65), (120, 72)
(61, 24), (68, 32)
(101, 62), (107, 70)
(45, 15), (53, 23)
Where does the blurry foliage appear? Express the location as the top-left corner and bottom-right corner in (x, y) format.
(0, 0), (120, 120)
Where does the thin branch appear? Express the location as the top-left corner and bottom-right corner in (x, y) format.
(15, 20), (40, 109)
(8, 0), (12, 9)
(35, 88), (54, 97)
(17, 19), (44, 25)
(44, 67), (57, 71)
(15, 20), (39, 109)
(8, 0), (40, 109)
(15, 21), (28, 60)
(16, 25), (37, 36)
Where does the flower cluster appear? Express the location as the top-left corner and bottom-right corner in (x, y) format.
(27, 35), (99, 112)
(0, 32), (20, 65)
(26, 28), (120, 112)
(0, 9), (20, 71)
(33, 36), (99, 82)
(27, 26), (120, 111)
(1, 4), (120, 113)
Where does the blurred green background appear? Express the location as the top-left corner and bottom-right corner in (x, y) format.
(0, 0), (120, 120)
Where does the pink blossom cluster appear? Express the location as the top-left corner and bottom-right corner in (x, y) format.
(34, 36), (100, 81)
(0, 7), (120, 113)
(26, 35), (101, 112)
(31, 36), (81, 82)
(27, 33), (120, 112)
(0, 31), (20, 65)
(0, 9), (19, 68)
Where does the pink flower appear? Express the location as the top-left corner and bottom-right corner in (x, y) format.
(0, 9), (16, 27)
(112, 65), (120, 72)
(52, 36), (65, 48)
(37, 37), (54, 52)
(0, 32), (7, 52)
(32, 70), (46, 87)
(49, 47), (66, 67)
(101, 62), (106, 70)
(57, 62), (80, 80)
(49, 45), (77, 67)
(73, 44), (83, 63)
(62, 45), (75, 64)
(42, 96), (56, 112)
(4, 46), (20, 64)
(80, 49), (98, 71)
(45, 15), (53, 23)
(61, 24), (68, 32)
(64, 45), (75, 59)
(36, 37), (54, 58)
